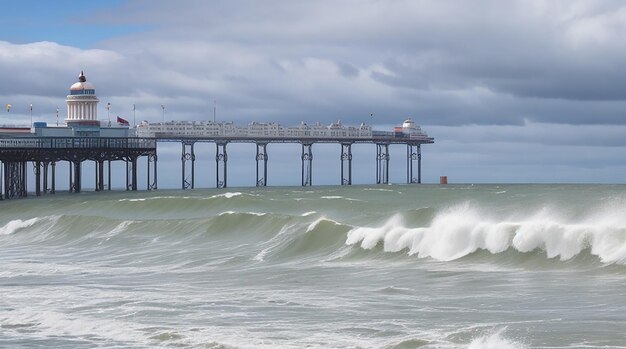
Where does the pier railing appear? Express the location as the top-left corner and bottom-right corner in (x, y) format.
(0, 137), (156, 150)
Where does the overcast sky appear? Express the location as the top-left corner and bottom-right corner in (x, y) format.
(1, 0), (626, 186)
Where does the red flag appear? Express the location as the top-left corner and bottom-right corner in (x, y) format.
(116, 116), (129, 125)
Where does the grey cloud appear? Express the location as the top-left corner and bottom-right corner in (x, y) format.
(3, 1), (626, 129)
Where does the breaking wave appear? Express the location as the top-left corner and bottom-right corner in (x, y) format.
(3, 190), (626, 267)
(467, 328), (525, 349)
(346, 202), (626, 265)
(0, 217), (41, 235)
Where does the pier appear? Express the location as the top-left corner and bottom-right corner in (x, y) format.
(0, 137), (156, 199)
(0, 71), (434, 200)
(0, 133), (432, 199)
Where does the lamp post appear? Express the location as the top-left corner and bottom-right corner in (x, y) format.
(6, 104), (11, 113)
(30, 104), (33, 128)
(56, 107), (59, 126)
(132, 104), (136, 127)
(106, 102), (111, 126)
(161, 104), (165, 123)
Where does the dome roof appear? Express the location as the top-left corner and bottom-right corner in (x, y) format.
(70, 71), (95, 91)
(402, 119), (416, 128)
(70, 81), (96, 90)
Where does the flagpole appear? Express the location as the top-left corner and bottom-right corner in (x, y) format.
(107, 102), (111, 126)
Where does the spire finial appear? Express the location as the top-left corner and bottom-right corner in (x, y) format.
(78, 70), (86, 83)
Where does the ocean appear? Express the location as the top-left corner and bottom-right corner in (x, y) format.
(1, 184), (625, 348)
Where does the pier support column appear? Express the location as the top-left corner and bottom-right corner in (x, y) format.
(131, 157), (138, 191)
(42, 162), (49, 194)
(125, 157), (138, 191)
(95, 160), (105, 191)
(418, 144), (422, 184)
(376, 143), (390, 185)
(301, 143), (313, 187)
(22, 161), (27, 197)
(68, 161), (73, 193)
(125, 159), (130, 191)
(256, 143), (268, 187)
(147, 153), (158, 190)
(407, 144), (421, 184)
(99, 160), (105, 191)
(0, 160), (3, 200)
(216, 142), (228, 188)
(35, 161), (41, 196)
(51, 161), (56, 194)
(181, 141), (195, 189)
(73, 161), (82, 193)
(95, 161), (99, 192)
(3, 162), (26, 199)
(108, 159), (111, 191)
(341, 143), (352, 185)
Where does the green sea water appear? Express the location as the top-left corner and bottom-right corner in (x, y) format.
(1, 184), (625, 348)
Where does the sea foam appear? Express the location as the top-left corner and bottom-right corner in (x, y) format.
(346, 202), (626, 264)
(468, 328), (526, 349)
(0, 217), (41, 235)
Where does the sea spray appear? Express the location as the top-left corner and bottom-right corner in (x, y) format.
(0, 217), (40, 235)
(468, 328), (526, 349)
(346, 201), (626, 264)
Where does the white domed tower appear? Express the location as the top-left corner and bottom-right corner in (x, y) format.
(66, 71), (99, 125)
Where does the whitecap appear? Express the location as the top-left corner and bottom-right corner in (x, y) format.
(0, 217), (40, 235)
(345, 201), (626, 264)
(320, 196), (364, 202)
(210, 192), (242, 199)
(468, 328), (526, 349)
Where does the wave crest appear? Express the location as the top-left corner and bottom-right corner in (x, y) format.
(468, 328), (525, 349)
(0, 217), (40, 235)
(346, 203), (626, 264)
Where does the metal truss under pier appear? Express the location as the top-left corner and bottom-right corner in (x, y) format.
(156, 135), (434, 189)
(0, 137), (156, 200)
